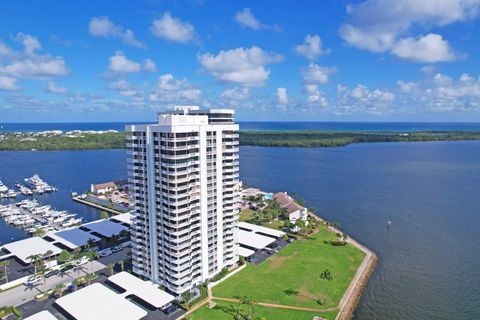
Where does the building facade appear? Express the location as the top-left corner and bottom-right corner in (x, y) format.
(126, 106), (240, 294)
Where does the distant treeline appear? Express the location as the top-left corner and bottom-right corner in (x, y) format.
(239, 130), (480, 147)
(0, 132), (125, 151)
(1, 130), (480, 151)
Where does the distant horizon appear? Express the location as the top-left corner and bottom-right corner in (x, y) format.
(3, 120), (480, 124)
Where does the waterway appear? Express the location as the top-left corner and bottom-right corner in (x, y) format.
(0, 141), (479, 319)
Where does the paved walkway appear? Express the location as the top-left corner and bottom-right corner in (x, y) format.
(212, 296), (338, 313)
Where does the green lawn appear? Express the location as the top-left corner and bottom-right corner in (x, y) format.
(189, 300), (338, 320)
(213, 227), (365, 309)
(240, 209), (256, 222)
(240, 209), (285, 230)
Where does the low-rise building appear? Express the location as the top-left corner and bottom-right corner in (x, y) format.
(273, 192), (309, 225)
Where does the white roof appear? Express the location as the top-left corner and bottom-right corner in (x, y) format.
(83, 219), (128, 237)
(56, 283), (147, 320)
(110, 213), (132, 225)
(238, 246), (255, 257)
(108, 271), (174, 308)
(24, 311), (58, 320)
(237, 229), (275, 250)
(48, 228), (100, 249)
(239, 222), (285, 238)
(2, 237), (62, 264)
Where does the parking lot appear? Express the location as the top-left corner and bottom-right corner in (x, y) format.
(246, 237), (292, 265)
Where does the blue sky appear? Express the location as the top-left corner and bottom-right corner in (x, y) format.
(1, 0), (480, 122)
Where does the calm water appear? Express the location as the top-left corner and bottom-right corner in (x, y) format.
(0, 150), (126, 244)
(1, 142), (479, 319)
(2, 121), (480, 132)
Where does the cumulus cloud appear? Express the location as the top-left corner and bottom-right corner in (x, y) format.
(234, 8), (280, 31)
(198, 46), (283, 86)
(222, 87), (250, 101)
(150, 73), (201, 102)
(108, 51), (156, 73)
(0, 41), (12, 57)
(303, 84), (328, 107)
(150, 12), (195, 43)
(293, 35), (330, 60)
(339, 0), (479, 61)
(0, 76), (19, 91)
(89, 16), (145, 48)
(46, 81), (67, 94)
(391, 33), (456, 62)
(301, 63), (336, 85)
(0, 33), (68, 80)
(397, 72), (480, 112)
(276, 87), (288, 105)
(1, 58), (68, 79)
(337, 84), (395, 114)
(15, 33), (41, 56)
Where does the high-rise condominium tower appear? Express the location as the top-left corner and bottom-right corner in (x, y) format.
(126, 106), (240, 294)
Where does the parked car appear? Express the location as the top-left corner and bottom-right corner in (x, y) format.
(99, 249), (112, 257)
(24, 275), (42, 286)
(45, 269), (60, 278)
(111, 246), (122, 253)
(287, 238), (295, 243)
(163, 305), (178, 315)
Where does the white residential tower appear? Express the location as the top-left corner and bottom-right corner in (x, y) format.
(126, 106), (240, 294)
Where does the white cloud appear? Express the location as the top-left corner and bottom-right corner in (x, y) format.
(89, 16), (145, 48)
(276, 87), (288, 105)
(396, 72), (480, 112)
(46, 81), (67, 94)
(0, 34), (69, 80)
(150, 12), (195, 43)
(0, 76), (19, 91)
(0, 41), (12, 57)
(15, 33), (41, 56)
(339, 0), (479, 61)
(391, 33), (456, 62)
(143, 59), (157, 72)
(234, 8), (279, 31)
(397, 80), (417, 93)
(301, 63), (336, 85)
(293, 35), (330, 60)
(1, 58), (68, 79)
(304, 84), (328, 107)
(198, 46), (282, 86)
(222, 87), (250, 101)
(108, 51), (155, 73)
(337, 84), (395, 114)
(150, 73), (201, 102)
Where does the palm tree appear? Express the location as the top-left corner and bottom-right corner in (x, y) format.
(100, 211), (109, 220)
(37, 264), (48, 293)
(27, 254), (42, 274)
(33, 228), (46, 237)
(318, 269), (334, 305)
(107, 263), (115, 276)
(54, 283), (65, 297)
(181, 290), (192, 307)
(43, 249), (53, 264)
(245, 297), (255, 320)
(0, 260), (10, 283)
(118, 260), (125, 271)
(85, 251), (98, 275)
(85, 238), (97, 250)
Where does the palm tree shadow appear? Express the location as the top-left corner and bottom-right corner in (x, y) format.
(284, 288), (316, 302)
(216, 305), (237, 317)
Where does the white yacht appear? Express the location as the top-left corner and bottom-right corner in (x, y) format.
(0, 180), (8, 193)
